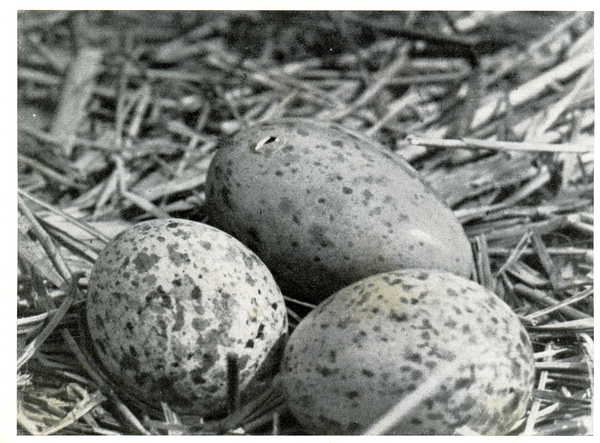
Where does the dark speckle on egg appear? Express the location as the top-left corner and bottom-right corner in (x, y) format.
(132, 252), (159, 273)
(167, 243), (190, 266)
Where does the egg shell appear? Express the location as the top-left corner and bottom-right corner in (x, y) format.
(281, 269), (535, 435)
(205, 118), (474, 303)
(86, 219), (288, 417)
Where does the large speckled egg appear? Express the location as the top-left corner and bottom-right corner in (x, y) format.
(205, 118), (473, 304)
(86, 218), (288, 417)
(281, 269), (535, 435)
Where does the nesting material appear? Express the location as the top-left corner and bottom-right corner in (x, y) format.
(17, 11), (593, 435)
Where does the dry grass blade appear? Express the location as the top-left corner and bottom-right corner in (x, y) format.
(524, 342), (554, 434)
(18, 155), (87, 190)
(493, 230), (532, 277)
(533, 65), (593, 137)
(363, 355), (472, 435)
(531, 417), (592, 436)
(38, 221), (100, 265)
(525, 287), (593, 320)
(18, 196), (72, 283)
(516, 284), (591, 321)
(325, 43), (412, 121)
(113, 154), (171, 219)
(18, 189), (111, 244)
(18, 229), (66, 289)
(50, 47), (103, 156)
(61, 331), (152, 435)
(39, 389), (107, 436)
(530, 230), (563, 290)
(470, 51), (592, 129)
(409, 136), (593, 153)
(472, 234), (494, 291)
(17, 273), (82, 370)
(160, 402), (184, 436)
(531, 318), (593, 330)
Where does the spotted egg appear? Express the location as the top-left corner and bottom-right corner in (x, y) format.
(205, 118), (474, 304)
(281, 269), (535, 435)
(85, 218), (288, 417)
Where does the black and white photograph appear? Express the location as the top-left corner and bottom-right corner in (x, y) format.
(12, 7), (593, 437)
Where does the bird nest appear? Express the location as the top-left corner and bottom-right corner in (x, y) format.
(17, 11), (593, 435)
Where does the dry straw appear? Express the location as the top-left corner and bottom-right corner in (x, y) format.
(17, 11), (592, 435)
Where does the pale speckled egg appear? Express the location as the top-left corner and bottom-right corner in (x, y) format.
(281, 269), (535, 435)
(205, 118), (474, 304)
(86, 218), (288, 417)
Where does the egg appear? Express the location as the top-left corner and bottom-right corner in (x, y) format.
(85, 218), (288, 417)
(280, 269), (535, 435)
(205, 118), (474, 303)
